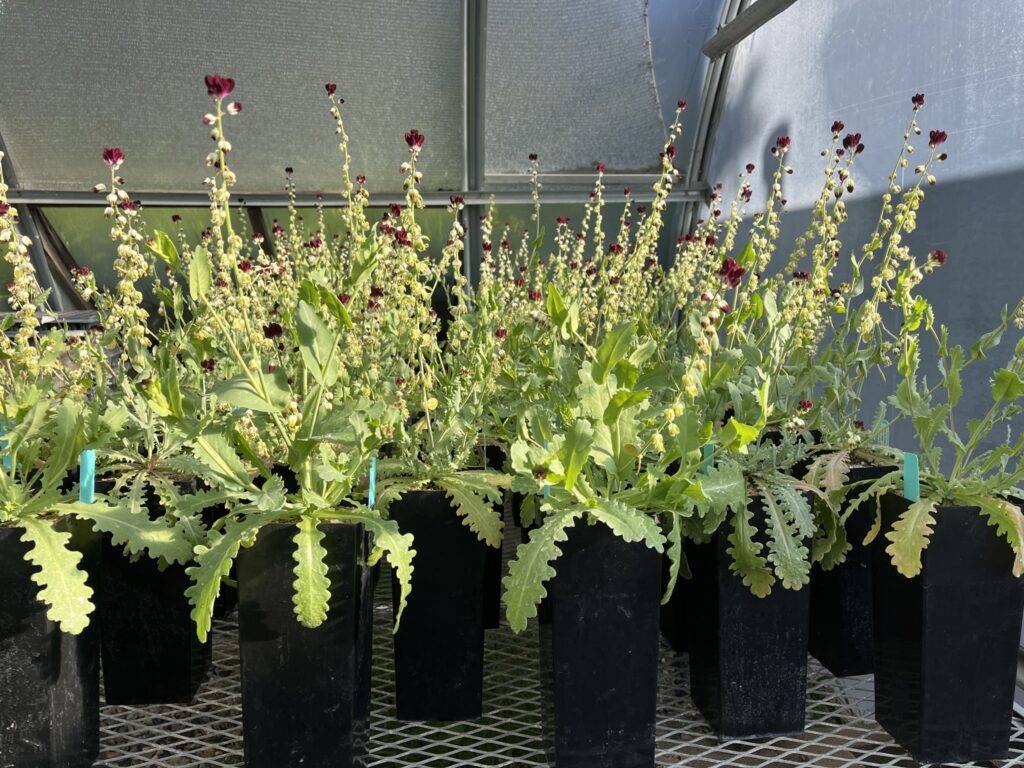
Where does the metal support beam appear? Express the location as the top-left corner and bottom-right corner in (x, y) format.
(464, 0), (487, 286)
(703, 0), (799, 60)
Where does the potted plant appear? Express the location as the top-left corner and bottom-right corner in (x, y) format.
(870, 301), (1024, 763)
(802, 93), (947, 677)
(81, 76), (417, 768)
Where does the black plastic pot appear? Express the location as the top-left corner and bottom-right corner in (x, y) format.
(541, 518), (661, 768)
(684, 495), (811, 740)
(659, 551), (687, 653)
(237, 521), (373, 768)
(0, 518), (101, 768)
(389, 489), (486, 720)
(808, 464), (894, 677)
(98, 485), (211, 705)
(873, 494), (1024, 763)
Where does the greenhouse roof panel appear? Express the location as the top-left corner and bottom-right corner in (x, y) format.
(0, 0), (464, 195)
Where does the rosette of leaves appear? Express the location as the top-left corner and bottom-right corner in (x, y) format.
(873, 309), (1024, 578)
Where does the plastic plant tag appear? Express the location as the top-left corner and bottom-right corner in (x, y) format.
(903, 451), (920, 502)
(79, 449), (96, 503)
(702, 444), (713, 475)
(368, 455), (377, 509)
(0, 418), (9, 470)
(543, 439), (550, 500)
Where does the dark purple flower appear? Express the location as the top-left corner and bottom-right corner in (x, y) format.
(238, 260), (253, 273)
(931, 249), (947, 265)
(395, 376), (405, 386)
(528, 152), (538, 161)
(792, 270), (810, 280)
(404, 129), (425, 150)
(201, 359), (217, 373)
(776, 136), (791, 150)
(717, 258), (746, 288)
(325, 83), (337, 96)
(102, 147), (125, 169)
(798, 399), (813, 412)
(745, 163), (755, 174)
(831, 120), (845, 135)
(843, 132), (863, 154)
(596, 163), (606, 173)
(496, 327), (508, 339)
(677, 99), (687, 110)
(912, 93), (925, 108)
(449, 194), (464, 205)
(338, 292), (350, 304)
(356, 174), (366, 185)
(929, 130), (948, 148)
(263, 322), (284, 339)
(666, 144), (677, 160)
(204, 73), (235, 99)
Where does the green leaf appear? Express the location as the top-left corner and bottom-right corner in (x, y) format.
(60, 498), (195, 564)
(318, 285), (353, 329)
(726, 501), (775, 597)
(503, 506), (583, 632)
(720, 417), (760, 454)
(19, 518), (94, 635)
(804, 451), (850, 493)
(661, 515), (684, 604)
(40, 401), (83, 491)
(545, 282), (569, 327)
(756, 480), (811, 590)
(212, 369), (291, 413)
(970, 307), (1008, 361)
(964, 495), (1024, 577)
(603, 389), (650, 427)
(188, 246), (212, 301)
(147, 230), (181, 273)
(589, 498), (666, 552)
(319, 509), (416, 631)
(559, 419), (594, 492)
(292, 515), (331, 628)
(884, 498), (938, 577)
(592, 323), (635, 384)
(438, 475), (505, 548)
(187, 508), (283, 642)
(737, 240), (756, 268)
(296, 300), (340, 387)
(192, 430), (250, 490)
(992, 369), (1024, 403)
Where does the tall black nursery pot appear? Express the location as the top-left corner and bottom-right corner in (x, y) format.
(873, 494), (1024, 763)
(659, 551), (687, 653)
(683, 495), (811, 740)
(237, 521), (374, 768)
(389, 489), (487, 720)
(98, 483), (211, 705)
(0, 518), (100, 768)
(808, 463), (895, 677)
(542, 518), (661, 768)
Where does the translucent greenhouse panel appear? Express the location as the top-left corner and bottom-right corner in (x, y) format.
(648, 0), (726, 178)
(42, 207), (213, 306)
(0, 0), (463, 195)
(485, 0), (668, 175)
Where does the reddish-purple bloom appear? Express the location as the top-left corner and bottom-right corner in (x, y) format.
(325, 83), (337, 96)
(449, 194), (464, 205)
(717, 258), (746, 288)
(102, 147), (125, 169)
(666, 144), (677, 160)
(404, 129), (425, 150)
(931, 249), (947, 265)
(912, 93), (925, 108)
(204, 73), (235, 99)
(792, 270), (810, 280)
(831, 120), (845, 135)
(843, 132), (864, 154)
(776, 136), (791, 150)
(596, 163), (606, 173)
(528, 152), (538, 161)
(745, 163), (755, 174)
(929, 130), (948, 148)
(263, 322), (284, 339)
(201, 359), (217, 373)
(338, 293), (350, 304)
(798, 399), (813, 412)
(677, 99), (687, 110)
(496, 327), (508, 339)
(356, 175), (366, 185)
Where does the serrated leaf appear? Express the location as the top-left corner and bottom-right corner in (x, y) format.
(59, 498), (195, 564)
(964, 495), (1024, 577)
(502, 507), (583, 632)
(756, 480), (810, 590)
(726, 501), (775, 597)
(804, 451), (850, 493)
(588, 498), (665, 552)
(292, 515), (331, 628)
(319, 509), (416, 631)
(661, 515), (684, 605)
(19, 517), (94, 634)
(884, 497), (937, 577)
(187, 508), (283, 642)
(992, 369), (1024, 403)
(438, 475), (504, 548)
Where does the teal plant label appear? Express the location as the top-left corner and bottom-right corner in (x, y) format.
(368, 455), (377, 509)
(903, 451), (920, 502)
(702, 443), (713, 475)
(0, 418), (8, 470)
(79, 449), (96, 504)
